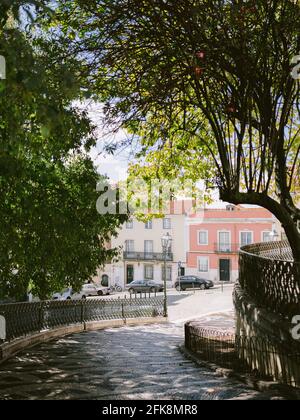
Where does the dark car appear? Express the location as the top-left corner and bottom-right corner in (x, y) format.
(126, 280), (164, 294)
(174, 276), (214, 291)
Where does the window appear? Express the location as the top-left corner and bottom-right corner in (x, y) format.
(198, 230), (208, 245)
(144, 265), (154, 280)
(162, 265), (172, 282)
(145, 221), (153, 229)
(163, 218), (171, 229)
(262, 232), (272, 243)
(144, 240), (154, 256)
(125, 240), (135, 253)
(240, 232), (253, 247)
(126, 220), (133, 229)
(219, 232), (231, 252)
(198, 257), (209, 273)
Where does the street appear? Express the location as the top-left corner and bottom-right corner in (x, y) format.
(101, 284), (234, 324)
(167, 285), (234, 323)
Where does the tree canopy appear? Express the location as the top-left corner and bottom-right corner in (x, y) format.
(0, 6), (127, 300)
(49, 0), (300, 260)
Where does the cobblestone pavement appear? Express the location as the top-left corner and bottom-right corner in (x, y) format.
(0, 322), (283, 400)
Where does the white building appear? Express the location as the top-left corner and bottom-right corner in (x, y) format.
(96, 210), (187, 289)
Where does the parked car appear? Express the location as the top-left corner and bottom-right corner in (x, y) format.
(126, 280), (164, 294)
(52, 284), (110, 300)
(174, 276), (214, 291)
(96, 286), (111, 296)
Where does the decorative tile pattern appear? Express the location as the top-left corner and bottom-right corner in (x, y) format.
(0, 323), (283, 400)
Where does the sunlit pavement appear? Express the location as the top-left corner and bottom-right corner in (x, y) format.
(102, 284), (235, 324)
(167, 285), (234, 324)
(0, 285), (282, 400)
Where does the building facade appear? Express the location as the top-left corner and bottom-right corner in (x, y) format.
(96, 204), (276, 288)
(96, 212), (187, 289)
(186, 206), (275, 283)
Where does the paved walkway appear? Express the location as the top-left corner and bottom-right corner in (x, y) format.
(168, 286), (234, 324)
(0, 322), (280, 400)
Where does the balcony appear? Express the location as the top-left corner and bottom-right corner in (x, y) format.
(214, 243), (242, 254)
(123, 251), (174, 262)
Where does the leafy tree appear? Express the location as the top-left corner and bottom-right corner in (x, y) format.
(52, 0), (300, 260)
(0, 0), (49, 29)
(0, 13), (127, 300)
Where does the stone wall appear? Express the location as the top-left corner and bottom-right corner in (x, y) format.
(234, 285), (300, 388)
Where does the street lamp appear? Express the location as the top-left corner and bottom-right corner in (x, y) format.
(161, 233), (172, 318)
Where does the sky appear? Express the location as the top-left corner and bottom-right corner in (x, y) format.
(78, 101), (131, 181)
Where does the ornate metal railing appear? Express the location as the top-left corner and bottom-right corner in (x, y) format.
(185, 324), (300, 387)
(185, 324), (236, 367)
(0, 296), (164, 343)
(214, 243), (241, 253)
(240, 240), (294, 261)
(239, 241), (300, 318)
(123, 251), (173, 262)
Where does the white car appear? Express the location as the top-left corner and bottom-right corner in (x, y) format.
(53, 284), (110, 301)
(95, 286), (111, 296)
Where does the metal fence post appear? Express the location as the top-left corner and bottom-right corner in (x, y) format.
(124, 296), (127, 319)
(39, 302), (45, 332)
(0, 312), (6, 343)
(81, 300), (85, 324)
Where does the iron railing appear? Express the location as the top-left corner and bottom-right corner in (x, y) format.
(123, 251), (173, 262)
(185, 324), (300, 388)
(0, 296), (164, 343)
(185, 324), (236, 367)
(239, 241), (300, 318)
(240, 241), (294, 261)
(214, 243), (241, 253)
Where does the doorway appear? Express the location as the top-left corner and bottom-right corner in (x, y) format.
(219, 259), (230, 282)
(101, 275), (109, 287)
(126, 265), (134, 284)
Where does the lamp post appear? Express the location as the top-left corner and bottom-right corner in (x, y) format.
(161, 233), (172, 318)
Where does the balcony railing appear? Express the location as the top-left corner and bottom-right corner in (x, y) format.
(123, 251), (174, 262)
(214, 243), (242, 253)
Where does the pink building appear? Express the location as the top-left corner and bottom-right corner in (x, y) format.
(186, 205), (275, 283)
